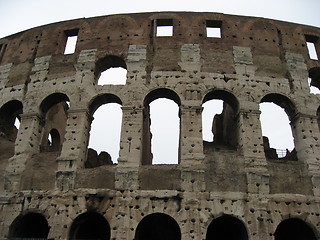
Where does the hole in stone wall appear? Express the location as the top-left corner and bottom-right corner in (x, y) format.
(64, 29), (79, 55)
(260, 102), (295, 160)
(206, 20), (222, 38)
(39, 93), (69, 153)
(0, 100), (23, 142)
(308, 77), (320, 94)
(202, 99), (223, 142)
(9, 212), (49, 239)
(307, 42), (318, 60)
(156, 19), (173, 37)
(206, 215), (248, 240)
(88, 103), (122, 165)
(202, 90), (238, 149)
(98, 67), (127, 85)
(69, 212), (110, 240)
(149, 98), (180, 164)
(305, 35), (319, 60)
(274, 218), (317, 240)
(135, 213), (181, 240)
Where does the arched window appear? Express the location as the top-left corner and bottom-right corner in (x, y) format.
(202, 90), (238, 149)
(95, 55), (127, 85)
(260, 94), (296, 160)
(274, 218), (317, 240)
(69, 212), (110, 240)
(142, 88), (181, 165)
(309, 67), (320, 92)
(135, 213), (181, 240)
(206, 215), (248, 240)
(86, 94), (122, 167)
(0, 100), (23, 142)
(39, 93), (69, 152)
(9, 212), (49, 239)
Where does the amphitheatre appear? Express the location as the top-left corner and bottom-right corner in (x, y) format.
(0, 11), (319, 239)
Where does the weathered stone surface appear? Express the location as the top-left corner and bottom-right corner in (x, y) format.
(0, 11), (319, 239)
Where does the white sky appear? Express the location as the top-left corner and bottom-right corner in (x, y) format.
(1, 0), (319, 163)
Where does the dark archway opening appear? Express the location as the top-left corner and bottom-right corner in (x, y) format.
(9, 212), (49, 239)
(274, 218), (317, 240)
(40, 93), (70, 152)
(206, 215), (248, 240)
(69, 212), (111, 240)
(135, 213), (181, 240)
(0, 100), (23, 142)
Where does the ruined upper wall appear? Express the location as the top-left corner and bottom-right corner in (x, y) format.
(0, 12), (319, 80)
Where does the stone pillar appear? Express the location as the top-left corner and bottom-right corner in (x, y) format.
(4, 113), (42, 191)
(292, 113), (320, 196)
(115, 106), (142, 190)
(238, 106), (270, 194)
(55, 109), (90, 190)
(180, 106), (205, 192)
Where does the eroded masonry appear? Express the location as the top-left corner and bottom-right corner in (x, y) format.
(0, 12), (319, 240)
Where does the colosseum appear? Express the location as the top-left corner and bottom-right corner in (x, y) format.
(0, 11), (319, 239)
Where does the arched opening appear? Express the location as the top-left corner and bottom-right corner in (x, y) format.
(274, 218), (317, 240)
(206, 214), (248, 240)
(0, 100), (23, 142)
(95, 55), (127, 86)
(47, 128), (61, 151)
(260, 94), (296, 160)
(202, 90), (239, 149)
(39, 93), (69, 152)
(142, 88), (181, 165)
(9, 212), (49, 239)
(135, 213), (181, 240)
(69, 212), (110, 240)
(86, 94), (122, 167)
(309, 67), (320, 92)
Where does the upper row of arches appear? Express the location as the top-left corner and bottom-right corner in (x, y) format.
(1, 89), (319, 165)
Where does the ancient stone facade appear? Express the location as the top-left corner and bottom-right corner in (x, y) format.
(0, 12), (319, 239)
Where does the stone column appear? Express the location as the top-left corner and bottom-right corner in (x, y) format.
(292, 113), (320, 196)
(55, 109), (90, 190)
(180, 106), (205, 192)
(4, 113), (42, 191)
(238, 106), (270, 194)
(115, 106), (143, 190)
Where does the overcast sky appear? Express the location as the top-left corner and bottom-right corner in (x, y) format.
(1, 0), (319, 163)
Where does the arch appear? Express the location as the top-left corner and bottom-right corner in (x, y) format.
(135, 213), (181, 240)
(87, 94), (123, 166)
(202, 90), (239, 148)
(260, 93), (297, 160)
(274, 218), (317, 240)
(142, 88), (181, 165)
(309, 67), (320, 89)
(206, 214), (248, 240)
(260, 93), (296, 120)
(0, 100), (23, 141)
(69, 211), (110, 240)
(39, 93), (69, 153)
(40, 92), (70, 116)
(144, 88), (181, 107)
(95, 55), (127, 85)
(9, 212), (49, 239)
(317, 106), (320, 131)
(48, 128), (61, 151)
(89, 93), (122, 116)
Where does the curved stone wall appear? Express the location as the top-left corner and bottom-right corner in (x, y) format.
(0, 12), (319, 239)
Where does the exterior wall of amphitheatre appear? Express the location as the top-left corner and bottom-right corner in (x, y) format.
(0, 11), (319, 239)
